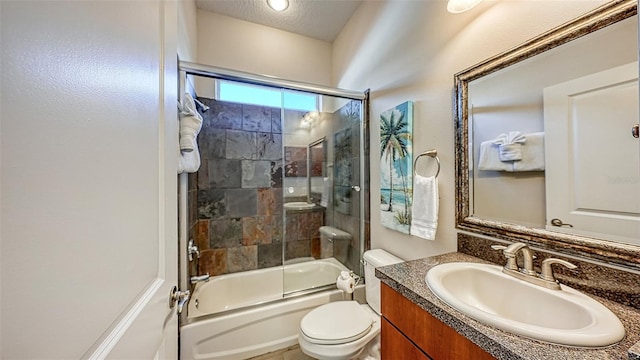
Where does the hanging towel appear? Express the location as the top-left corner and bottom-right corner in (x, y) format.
(410, 175), (439, 240)
(513, 132), (545, 171)
(178, 92), (203, 174)
(493, 131), (527, 161)
(179, 93), (203, 152)
(320, 177), (330, 207)
(478, 140), (513, 171)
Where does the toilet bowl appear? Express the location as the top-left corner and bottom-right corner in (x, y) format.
(298, 249), (403, 360)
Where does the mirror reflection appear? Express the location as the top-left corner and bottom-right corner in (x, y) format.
(456, 0), (640, 254)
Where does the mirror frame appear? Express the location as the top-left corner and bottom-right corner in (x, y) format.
(454, 0), (640, 270)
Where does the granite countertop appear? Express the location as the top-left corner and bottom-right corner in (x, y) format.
(376, 252), (640, 360)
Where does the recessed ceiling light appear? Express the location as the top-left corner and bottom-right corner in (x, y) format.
(447, 0), (482, 13)
(267, 0), (289, 12)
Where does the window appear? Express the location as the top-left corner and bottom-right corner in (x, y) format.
(217, 80), (318, 111)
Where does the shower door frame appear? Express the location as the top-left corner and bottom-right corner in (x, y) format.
(177, 61), (369, 318)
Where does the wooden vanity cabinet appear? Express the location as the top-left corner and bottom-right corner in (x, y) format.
(381, 283), (495, 360)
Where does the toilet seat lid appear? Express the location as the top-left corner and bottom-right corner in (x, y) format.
(300, 301), (373, 345)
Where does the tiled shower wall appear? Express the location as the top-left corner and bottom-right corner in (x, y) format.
(329, 101), (363, 274)
(191, 98), (285, 276)
(187, 97), (367, 278)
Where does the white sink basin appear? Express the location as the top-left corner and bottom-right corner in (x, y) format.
(425, 262), (625, 347)
(284, 202), (315, 210)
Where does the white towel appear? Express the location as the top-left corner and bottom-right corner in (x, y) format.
(478, 140), (512, 171)
(320, 177), (330, 207)
(410, 175), (438, 240)
(178, 92), (203, 174)
(493, 131), (527, 161)
(514, 132), (545, 171)
(478, 132), (545, 172)
(179, 93), (203, 152)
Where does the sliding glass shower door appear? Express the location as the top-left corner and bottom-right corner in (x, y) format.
(185, 70), (365, 304)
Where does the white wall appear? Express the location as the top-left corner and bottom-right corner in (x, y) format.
(332, 0), (607, 261)
(178, 0), (198, 62)
(197, 10), (332, 86)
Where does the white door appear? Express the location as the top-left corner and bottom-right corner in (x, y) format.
(543, 62), (640, 244)
(0, 1), (180, 358)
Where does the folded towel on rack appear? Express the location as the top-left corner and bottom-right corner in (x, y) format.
(514, 132), (545, 171)
(320, 177), (330, 207)
(478, 140), (513, 171)
(410, 174), (439, 240)
(493, 131), (526, 161)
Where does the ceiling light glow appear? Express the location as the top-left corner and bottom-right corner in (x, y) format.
(447, 0), (482, 13)
(267, 0), (289, 12)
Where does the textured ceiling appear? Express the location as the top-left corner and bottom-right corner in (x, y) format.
(195, 0), (363, 42)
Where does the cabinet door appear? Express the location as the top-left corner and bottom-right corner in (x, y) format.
(381, 284), (495, 360)
(382, 318), (431, 360)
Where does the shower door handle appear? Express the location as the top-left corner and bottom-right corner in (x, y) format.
(169, 286), (190, 314)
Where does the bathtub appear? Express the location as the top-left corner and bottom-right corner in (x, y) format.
(181, 257), (353, 360)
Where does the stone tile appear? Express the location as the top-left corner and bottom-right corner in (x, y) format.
(271, 108), (282, 134)
(285, 240), (311, 261)
(257, 188), (283, 216)
(285, 213), (304, 241)
(202, 129), (226, 159)
(188, 189), (198, 226)
(226, 188), (257, 218)
(205, 99), (242, 130)
(271, 161), (283, 188)
(257, 132), (282, 160)
(209, 218), (243, 249)
(243, 215), (274, 246)
(193, 220), (210, 251)
(307, 212), (323, 239)
(227, 246), (258, 273)
(226, 130), (256, 159)
(311, 238), (321, 259)
(199, 248), (227, 276)
(242, 160), (271, 188)
(208, 159), (242, 188)
(197, 160), (209, 190)
(197, 189), (225, 219)
(242, 104), (272, 132)
(188, 171), (198, 191)
(272, 215), (284, 243)
(258, 242), (283, 269)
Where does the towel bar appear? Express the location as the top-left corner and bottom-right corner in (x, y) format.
(414, 149), (440, 178)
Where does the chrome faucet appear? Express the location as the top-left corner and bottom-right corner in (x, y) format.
(492, 242), (576, 290)
(190, 274), (210, 284)
(188, 239), (200, 261)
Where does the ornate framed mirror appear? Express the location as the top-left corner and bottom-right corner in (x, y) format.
(454, 0), (640, 270)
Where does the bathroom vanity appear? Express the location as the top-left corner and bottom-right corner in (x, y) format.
(377, 253), (640, 360)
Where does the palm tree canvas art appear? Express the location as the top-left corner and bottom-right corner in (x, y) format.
(380, 101), (413, 234)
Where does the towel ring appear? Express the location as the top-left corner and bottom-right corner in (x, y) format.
(413, 150), (440, 178)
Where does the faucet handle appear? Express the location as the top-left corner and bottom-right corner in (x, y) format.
(540, 258), (577, 282)
(491, 244), (518, 271)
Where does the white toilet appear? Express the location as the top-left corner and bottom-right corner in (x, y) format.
(298, 249), (403, 360)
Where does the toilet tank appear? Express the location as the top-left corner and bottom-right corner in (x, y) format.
(363, 249), (403, 315)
